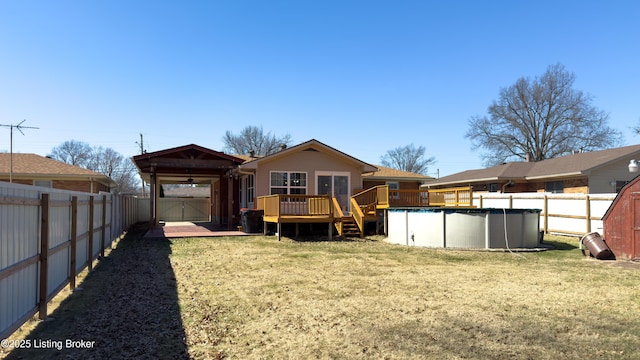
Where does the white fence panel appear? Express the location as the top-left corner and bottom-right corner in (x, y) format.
(159, 198), (210, 222)
(475, 193), (616, 236)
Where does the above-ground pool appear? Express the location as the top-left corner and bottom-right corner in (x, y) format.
(387, 207), (542, 249)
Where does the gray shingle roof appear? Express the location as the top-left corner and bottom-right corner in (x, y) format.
(432, 144), (640, 185)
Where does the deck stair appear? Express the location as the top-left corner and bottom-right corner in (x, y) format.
(340, 215), (361, 237)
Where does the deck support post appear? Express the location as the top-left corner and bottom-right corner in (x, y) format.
(328, 222), (332, 240)
(277, 222), (281, 241)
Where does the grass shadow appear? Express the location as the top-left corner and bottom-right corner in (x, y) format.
(542, 239), (579, 250)
(4, 224), (189, 359)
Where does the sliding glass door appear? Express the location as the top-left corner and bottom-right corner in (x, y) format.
(317, 172), (350, 213)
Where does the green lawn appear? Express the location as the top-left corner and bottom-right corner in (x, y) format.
(3, 227), (640, 359)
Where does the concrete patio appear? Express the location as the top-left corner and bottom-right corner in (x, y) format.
(143, 221), (253, 238)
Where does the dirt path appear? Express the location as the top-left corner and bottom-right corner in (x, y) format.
(3, 225), (189, 360)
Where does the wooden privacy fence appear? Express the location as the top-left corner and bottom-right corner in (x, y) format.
(476, 193), (616, 236)
(0, 182), (127, 340)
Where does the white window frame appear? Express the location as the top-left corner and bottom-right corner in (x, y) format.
(246, 174), (255, 207)
(387, 181), (400, 199)
(240, 174), (256, 209)
(270, 171), (307, 195)
(316, 171), (351, 211)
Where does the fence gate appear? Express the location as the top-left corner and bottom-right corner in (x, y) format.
(158, 198), (210, 222)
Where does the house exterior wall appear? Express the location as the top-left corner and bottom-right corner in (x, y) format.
(0, 179), (32, 186)
(362, 179), (386, 189)
(588, 158), (639, 193)
(253, 150), (364, 197)
(0, 178), (109, 193)
(466, 178), (588, 194)
(362, 179), (422, 191)
(53, 180), (110, 193)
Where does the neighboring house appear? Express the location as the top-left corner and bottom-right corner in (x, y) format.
(425, 144), (640, 194)
(235, 139), (379, 212)
(362, 165), (434, 192)
(0, 153), (115, 193)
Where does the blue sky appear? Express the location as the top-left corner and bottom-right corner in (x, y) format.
(1, 1), (639, 177)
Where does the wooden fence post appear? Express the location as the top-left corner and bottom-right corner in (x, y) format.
(88, 196), (94, 271)
(543, 195), (549, 234)
(70, 196), (78, 290)
(101, 195), (106, 258)
(586, 195), (591, 233)
(38, 193), (50, 320)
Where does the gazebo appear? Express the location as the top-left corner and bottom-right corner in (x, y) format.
(133, 144), (245, 229)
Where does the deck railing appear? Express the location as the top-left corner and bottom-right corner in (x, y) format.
(389, 189), (430, 207)
(428, 187), (473, 207)
(352, 185), (389, 211)
(257, 194), (333, 217)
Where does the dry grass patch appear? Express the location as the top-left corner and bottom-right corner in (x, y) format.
(3, 231), (640, 359)
(172, 236), (640, 359)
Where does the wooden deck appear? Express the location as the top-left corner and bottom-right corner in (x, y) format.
(257, 186), (474, 239)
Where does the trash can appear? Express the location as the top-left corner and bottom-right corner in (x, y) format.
(241, 209), (264, 233)
(580, 232), (612, 259)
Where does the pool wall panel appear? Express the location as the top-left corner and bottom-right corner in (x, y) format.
(387, 208), (541, 249)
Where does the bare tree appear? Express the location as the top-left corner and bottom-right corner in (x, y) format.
(48, 140), (92, 166)
(466, 63), (623, 166)
(380, 144), (435, 175)
(87, 147), (139, 194)
(222, 126), (293, 156)
(50, 141), (140, 194)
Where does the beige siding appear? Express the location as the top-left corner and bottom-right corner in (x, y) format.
(589, 157), (638, 193)
(254, 150), (363, 197)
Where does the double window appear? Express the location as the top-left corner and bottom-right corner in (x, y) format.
(270, 171), (307, 195)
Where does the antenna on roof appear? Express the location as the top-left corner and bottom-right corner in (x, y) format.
(0, 120), (39, 183)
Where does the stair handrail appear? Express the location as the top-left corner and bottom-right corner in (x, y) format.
(352, 185), (389, 210)
(331, 197), (344, 235)
(331, 197), (344, 218)
(350, 197), (364, 236)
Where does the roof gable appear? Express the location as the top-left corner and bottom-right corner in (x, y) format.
(239, 139), (378, 173)
(133, 144), (244, 164)
(133, 144), (245, 177)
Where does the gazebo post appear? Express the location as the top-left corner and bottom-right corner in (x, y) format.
(149, 167), (156, 228)
(227, 173), (234, 230)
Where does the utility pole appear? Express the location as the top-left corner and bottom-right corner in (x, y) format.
(135, 133), (146, 196)
(0, 120), (39, 183)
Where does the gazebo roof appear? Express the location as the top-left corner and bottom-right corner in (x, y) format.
(133, 144), (244, 183)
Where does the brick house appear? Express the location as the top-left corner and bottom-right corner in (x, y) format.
(0, 153), (115, 193)
(425, 144), (640, 194)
